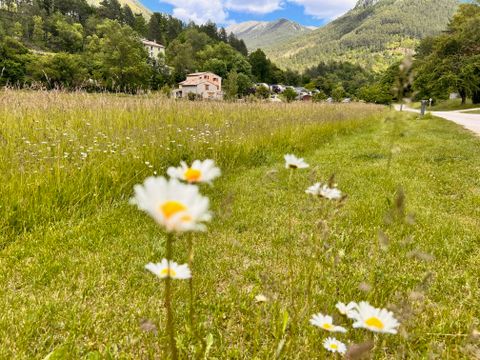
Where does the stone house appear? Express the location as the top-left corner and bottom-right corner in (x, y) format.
(141, 39), (165, 60)
(172, 72), (223, 100)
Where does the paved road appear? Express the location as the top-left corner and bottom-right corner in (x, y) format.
(395, 105), (480, 136)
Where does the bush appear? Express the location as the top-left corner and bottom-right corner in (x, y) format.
(312, 90), (328, 102)
(281, 87), (297, 102)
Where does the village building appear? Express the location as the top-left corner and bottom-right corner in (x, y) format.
(172, 72), (223, 100)
(141, 39), (165, 60)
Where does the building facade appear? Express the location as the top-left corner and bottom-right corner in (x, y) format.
(141, 39), (165, 60)
(172, 72), (223, 100)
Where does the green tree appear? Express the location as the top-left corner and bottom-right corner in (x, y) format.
(121, 5), (135, 28)
(32, 16), (45, 46)
(332, 85), (346, 102)
(358, 83), (393, 104)
(47, 14), (84, 52)
(255, 85), (270, 99)
(98, 0), (122, 21)
(86, 19), (151, 91)
(133, 14), (148, 37)
(223, 70), (239, 100)
(249, 49), (271, 83)
(203, 58), (228, 79)
(29, 52), (88, 89)
(312, 90), (328, 102)
(282, 87), (297, 102)
(237, 73), (253, 97)
(13, 22), (23, 39)
(413, 2), (480, 104)
(0, 37), (32, 86)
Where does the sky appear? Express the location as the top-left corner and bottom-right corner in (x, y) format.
(139, 0), (358, 27)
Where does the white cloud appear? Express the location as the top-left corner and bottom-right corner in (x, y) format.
(159, 0), (357, 25)
(161, 0), (228, 24)
(225, 0), (284, 14)
(288, 0), (357, 19)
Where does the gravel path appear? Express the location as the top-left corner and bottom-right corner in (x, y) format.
(395, 105), (480, 136)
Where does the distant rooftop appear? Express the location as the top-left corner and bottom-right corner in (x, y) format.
(141, 39), (165, 48)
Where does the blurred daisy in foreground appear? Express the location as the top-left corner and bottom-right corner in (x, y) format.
(351, 301), (400, 334)
(310, 313), (347, 333)
(131, 177), (211, 232)
(336, 301), (359, 319)
(306, 183), (343, 200)
(145, 259), (191, 280)
(323, 337), (347, 355)
(167, 159), (221, 184)
(284, 154), (309, 169)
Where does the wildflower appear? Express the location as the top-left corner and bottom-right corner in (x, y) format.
(255, 294), (268, 303)
(306, 183), (343, 200)
(145, 259), (191, 280)
(336, 302), (358, 319)
(350, 302), (400, 334)
(131, 177), (211, 232)
(323, 337), (347, 355)
(167, 160), (221, 184)
(284, 154), (309, 169)
(310, 313), (347, 333)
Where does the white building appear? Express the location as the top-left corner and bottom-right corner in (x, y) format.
(141, 39), (165, 60)
(172, 72), (223, 100)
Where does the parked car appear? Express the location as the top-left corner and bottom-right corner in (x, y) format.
(270, 84), (285, 94)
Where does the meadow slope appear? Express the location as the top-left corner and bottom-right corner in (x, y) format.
(0, 92), (479, 359)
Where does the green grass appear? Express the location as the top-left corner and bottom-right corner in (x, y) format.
(412, 99), (478, 111)
(462, 109), (480, 115)
(1, 92), (480, 359)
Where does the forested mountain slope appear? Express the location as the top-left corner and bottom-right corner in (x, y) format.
(227, 19), (314, 51)
(266, 0), (460, 71)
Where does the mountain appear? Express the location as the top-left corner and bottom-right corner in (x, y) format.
(86, 0), (152, 18)
(227, 19), (314, 51)
(265, 0), (460, 71)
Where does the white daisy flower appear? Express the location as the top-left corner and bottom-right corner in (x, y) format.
(284, 154), (309, 169)
(336, 301), (359, 319)
(131, 177), (211, 232)
(145, 259), (191, 280)
(167, 159), (221, 184)
(351, 301), (400, 334)
(310, 313), (347, 333)
(323, 337), (347, 355)
(306, 183), (343, 200)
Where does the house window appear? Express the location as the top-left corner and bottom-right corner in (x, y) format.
(206, 85), (210, 90)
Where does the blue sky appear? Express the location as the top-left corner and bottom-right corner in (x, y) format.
(139, 0), (359, 27)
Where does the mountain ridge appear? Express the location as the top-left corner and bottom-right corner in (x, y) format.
(265, 0), (460, 71)
(227, 18), (314, 51)
(86, 0), (152, 18)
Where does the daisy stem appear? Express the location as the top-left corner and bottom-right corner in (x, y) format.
(187, 234), (195, 329)
(287, 169), (298, 322)
(165, 232), (178, 360)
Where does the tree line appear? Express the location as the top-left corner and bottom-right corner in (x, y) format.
(0, 0), (386, 100)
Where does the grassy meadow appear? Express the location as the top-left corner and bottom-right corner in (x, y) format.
(1, 91), (480, 359)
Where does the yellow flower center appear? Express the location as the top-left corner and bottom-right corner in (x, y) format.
(160, 267), (177, 278)
(365, 317), (384, 330)
(184, 168), (202, 182)
(322, 323), (334, 330)
(330, 344), (338, 350)
(161, 201), (187, 219)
